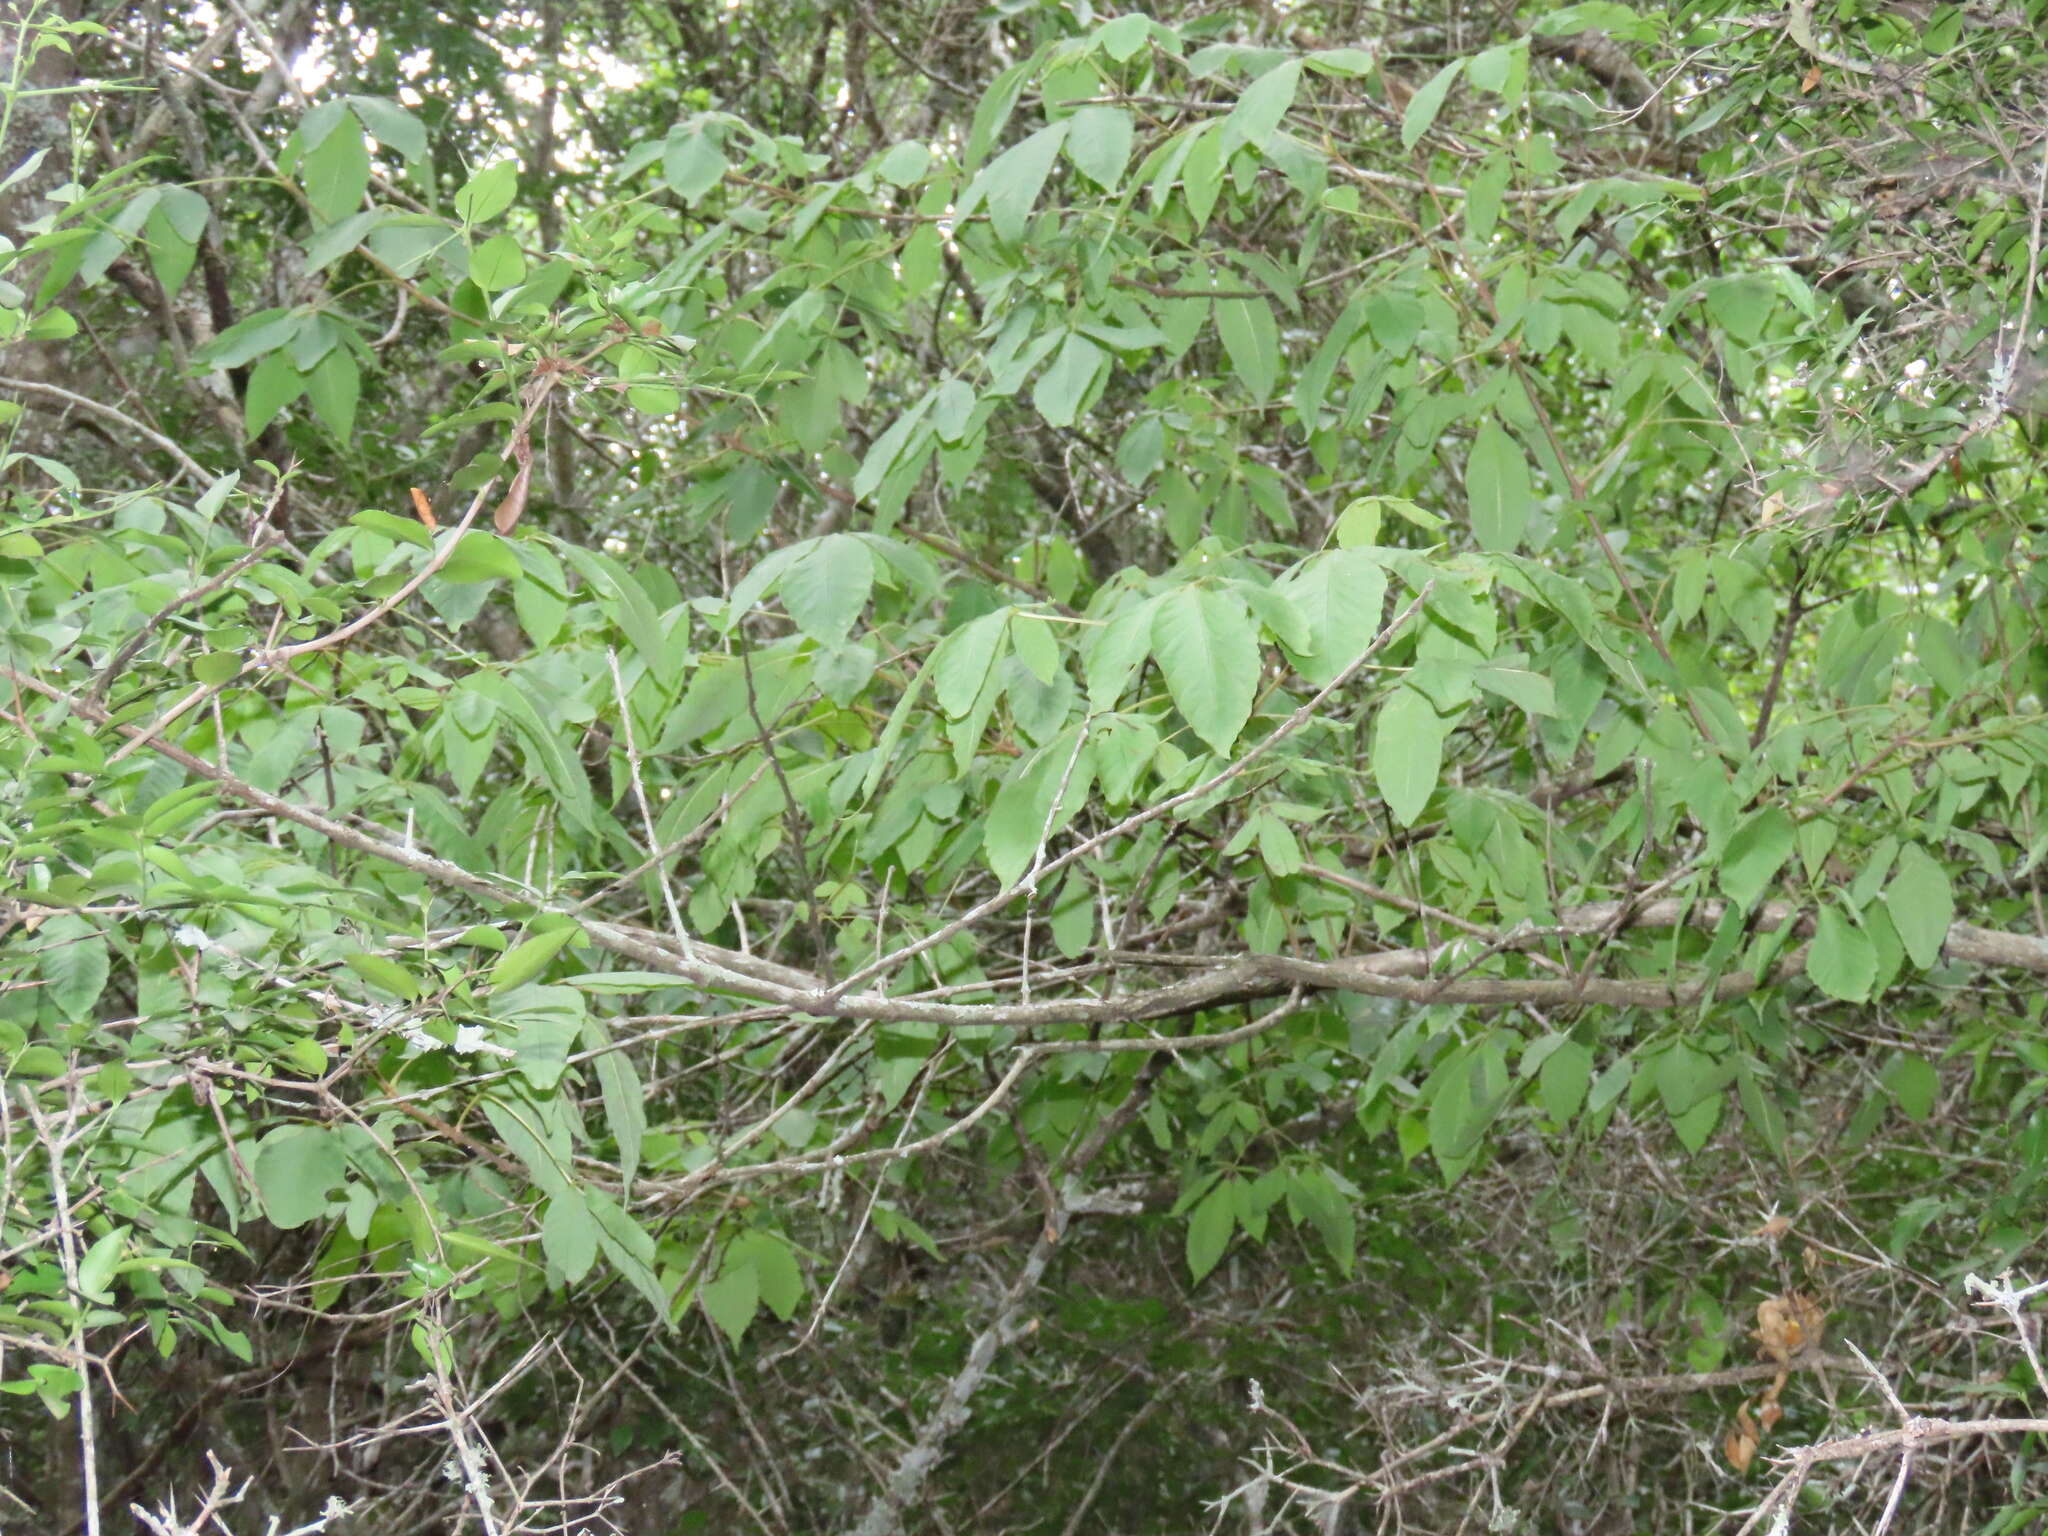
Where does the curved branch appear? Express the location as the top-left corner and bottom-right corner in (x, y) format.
(0, 375), (213, 483)
(10, 662), (2046, 1029)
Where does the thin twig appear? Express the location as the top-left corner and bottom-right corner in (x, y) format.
(0, 375), (213, 483)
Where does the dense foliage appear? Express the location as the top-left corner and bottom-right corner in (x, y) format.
(7, 0), (2048, 1530)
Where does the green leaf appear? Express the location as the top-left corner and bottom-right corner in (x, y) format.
(1472, 666), (1556, 716)
(1257, 814), (1302, 876)
(1807, 904), (1876, 1002)
(1306, 47), (1378, 77)
(299, 100), (352, 153)
(347, 95), (428, 162)
(1116, 414), (1166, 486)
(38, 916), (109, 1020)
(1150, 587), (1260, 755)
(1276, 550), (1387, 688)
(965, 51), (1037, 173)
(1882, 1053), (1938, 1121)
(301, 126), (369, 224)
(974, 121), (1068, 244)
(192, 651), (242, 686)
(1084, 601), (1156, 710)
(366, 213), (461, 277)
(556, 542), (672, 681)
(514, 571), (567, 646)
(255, 1126), (344, 1230)
(1534, 2), (1656, 40)
(1186, 1180), (1234, 1282)
(1705, 275), (1775, 344)
(1464, 151), (1511, 244)
(699, 1250), (761, 1346)
(931, 376), (976, 442)
(484, 1095), (574, 1201)
(1465, 421), (1532, 552)
(1428, 1040), (1506, 1174)
(563, 971), (679, 993)
(344, 951), (419, 1000)
(816, 641), (878, 704)
(985, 729), (1093, 886)
(1050, 871), (1095, 957)
(1179, 120), (1225, 227)
(0, 145), (46, 195)
(1221, 59), (1300, 155)
(732, 1230), (804, 1321)
(1467, 42), (1529, 100)
(1735, 1060), (1787, 1159)
(1669, 1092), (1722, 1154)
(542, 1191), (598, 1282)
(852, 389), (938, 501)
(302, 347), (360, 438)
(243, 349), (304, 439)
(1096, 12), (1152, 61)
(1653, 1042), (1719, 1117)
(664, 125), (729, 205)
(303, 209), (385, 273)
(490, 926), (580, 993)
(1065, 106), (1134, 189)
(780, 533), (874, 642)
(1401, 59), (1464, 149)
(1372, 687), (1446, 828)
(144, 186), (208, 296)
(1719, 808), (1793, 911)
(586, 1194), (671, 1321)
(1236, 579), (1312, 655)
(1010, 613), (1061, 685)
(197, 308), (300, 373)
(875, 140), (931, 187)
(1884, 843), (1955, 970)
(1538, 1039), (1593, 1122)
(1032, 332), (1107, 427)
(1285, 1166), (1355, 1275)
(10, 1046), (67, 1078)
(1214, 296), (1281, 404)
(932, 609), (1011, 717)
(465, 674), (597, 834)
(469, 232), (527, 291)
(454, 160), (519, 224)
(503, 986), (584, 1091)
(75, 1226), (127, 1302)
(438, 529), (522, 584)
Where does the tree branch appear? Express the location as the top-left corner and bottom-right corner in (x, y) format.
(9, 665), (2046, 1032)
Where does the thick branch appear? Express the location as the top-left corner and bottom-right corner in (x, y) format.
(10, 664), (2047, 1027)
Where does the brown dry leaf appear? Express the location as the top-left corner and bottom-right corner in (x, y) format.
(1754, 1291), (1826, 1363)
(1758, 1391), (1783, 1433)
(493, 455), (533, 534)
(1788, 1291), (1826, 1352)
(1725, 1402), (1759, 1472)
(1, 900), (54, 934)
(1754, 1296), (1794, 1362)
(495, 405), (539, 534)
(1723, 1427), (1756, 1473)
